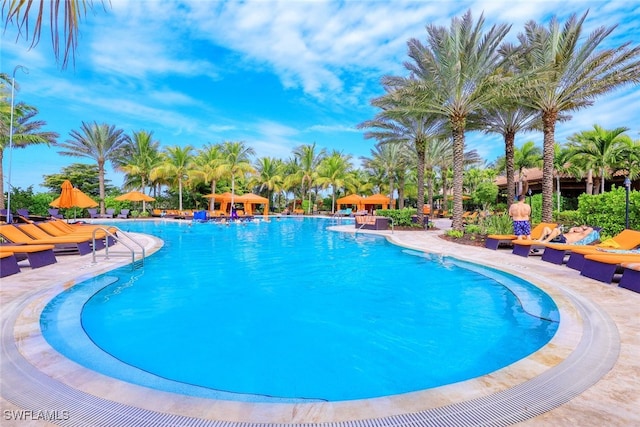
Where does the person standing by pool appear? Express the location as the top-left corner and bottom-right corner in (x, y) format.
(509, 195), (532, 239)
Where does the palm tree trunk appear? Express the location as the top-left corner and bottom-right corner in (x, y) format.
(416, 140), (426, 224)
(388, 177), (395, 209)
(556, 176), (561, 212)
(541, 111), (557, 222)
(451, 125), (465, 231)
(504, 130), (516, 208)
(600, 168), (606, 194)
(178, 179), (183, 211)
(209, 180), (217, 211)
(586, 169), (593, 194)
(98, 159), (106, 215)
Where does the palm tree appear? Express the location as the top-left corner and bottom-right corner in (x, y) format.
(517, 11), (640, 220)
(513, 141), (543, 196)
(114, 130), (161, 212)
(617, 138), (640, 182)
(0, 99), (58, 209)
(391, 10), (512, 230)
(292, 143), (325, 214)
(359, 89), (445, 224)
(317, 150), (354, 213)
(191, 143), (225, 210)
(567, 125), (630, 194)
(219, 141), (255, 212)
(57, 122), (126, 214)
(151, 145), (194, 211)
(3, 0), (108, 68)
(360, 142), (409, 211)
(475, 105), (540, 209)
(553, 143), (582, 212)
(250, 156), (285, 211)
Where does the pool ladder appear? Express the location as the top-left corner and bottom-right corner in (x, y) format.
(91, 227), (146, 270)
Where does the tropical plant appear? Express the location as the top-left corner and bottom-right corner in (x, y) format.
(219, 141), (256, 208)
(292, 143), (325, 214)
(567, 125), (630, 194)
(190, 143), (225, 210)
(114, 130), (161, 211)
(56, 121), (126, 214)
(2, 0), (108, 67)
(389, 10), (512, 231)
(0, 75), (58, 209)
(517, 11), (640, 221)
(250, 156), (285, 210)
(151, 145), (194, 211)
(317, 150), (354, 213)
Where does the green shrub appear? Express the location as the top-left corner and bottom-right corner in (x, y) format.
(554, 210), (582, 226)
(577, 187), (639, 236)
(446, 229), (464, 238)
(465, 224), (482, 234)
(377, 208), (420, 227)
(478, 213), (513, 235)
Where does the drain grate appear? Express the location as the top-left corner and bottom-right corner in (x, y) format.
(1, 285), (618, 427)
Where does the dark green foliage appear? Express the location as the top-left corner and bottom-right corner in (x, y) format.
(478, 213), (513, 235)
(42, 163), (113, 197)
(577, 187), (639, 236)
(6, 186), (55, 216)
(377, 208), (421, 227)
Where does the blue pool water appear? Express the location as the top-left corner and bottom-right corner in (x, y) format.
(41, 217), (559, 402)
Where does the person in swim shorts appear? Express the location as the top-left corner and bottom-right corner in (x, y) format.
(508, 194), (531, 239)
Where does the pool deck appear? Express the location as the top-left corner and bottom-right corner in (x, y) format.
(1, 218), (638, 426)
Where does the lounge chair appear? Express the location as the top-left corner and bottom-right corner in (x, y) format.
(117, 209), (130, 219)
(619, 262), (640, 292)
(48, 208), (64, 219)
(0, 224), (93, 255)
(580, 253), (640, 284)
(0, 252), (20, 277)
(0, 209), (13, 223)
(16, 208), (29, 218)
(485, 222), (557, 250)
(102, 208), (115, 218)
(511, 227), (600, 258)
(88, 208), (100, 219)
(542, 229), (640, 269)
(354, 216), (389, 230)
(29, 222), (108, 250)
(0, 244), (57, 269)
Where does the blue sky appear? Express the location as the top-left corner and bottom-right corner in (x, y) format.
(2, 0), (639, 192)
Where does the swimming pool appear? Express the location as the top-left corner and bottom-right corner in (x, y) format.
(41, 217), (559, 402)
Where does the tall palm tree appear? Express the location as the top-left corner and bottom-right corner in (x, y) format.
(3, 0), (108, 67)
(317, 150), (354, 213)
(391, 10), (512, 230)
(359, 89), (445, 224)
(513, 140), (543, 196)
(567, 125), (630, 194)
(0, 100), (58, 209)
(114, 130), (161, 212)
(191, 143), (225, 210)
(617, 138), (640, 182)
(57, 122), (126, 214)
(360, 142), (408, 211)
(219, 141), (255, 211)
(292, 143), (325, 214)
(475, 105), (540, 209)
(518, 11), (640, 220)
(553, 143), (582, 212)
(250, 156), (285, 210)
(151, 145), (194, 211)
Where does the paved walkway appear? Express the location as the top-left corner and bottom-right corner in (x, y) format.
(1, 220), (638, 426)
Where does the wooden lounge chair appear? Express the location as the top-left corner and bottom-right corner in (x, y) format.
(542, 229), (640, 270)
(619, 262), (640, 292)
(0, 224), (93, 255)
(0, 244), (57, 269)
(581, 253), (640, 284)
(485, 222), (557, 250)
(0, 252), (20, 277)
(28, 222), (108, 250)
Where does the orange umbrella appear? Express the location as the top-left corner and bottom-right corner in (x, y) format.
(55, 180), (74, 209)
(50, 188), (98, 209)
(115, 190), (155, 202)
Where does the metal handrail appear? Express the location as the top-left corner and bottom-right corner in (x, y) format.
(91, 227), (146, 269)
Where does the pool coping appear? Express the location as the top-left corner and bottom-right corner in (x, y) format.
(1, 219), (638, 426)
